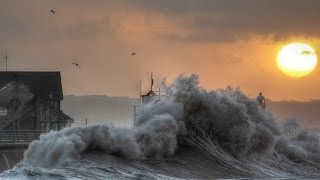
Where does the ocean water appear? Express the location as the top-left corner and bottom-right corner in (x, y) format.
(1, 74), (320, 179)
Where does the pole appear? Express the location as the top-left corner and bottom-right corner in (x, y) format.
(139, 80), (142, 97)
(85, 118), (87, 126)
(151, 72), (153, 91)
(5, 50), (7, 72)
(139, 80), (142, 106)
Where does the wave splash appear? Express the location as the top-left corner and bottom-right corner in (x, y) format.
(21, 74), (320, 178)
(23, 102), (182, 168)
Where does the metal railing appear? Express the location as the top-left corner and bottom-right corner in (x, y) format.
(0, 130), (47, 143)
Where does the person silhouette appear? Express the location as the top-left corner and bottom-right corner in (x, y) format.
(256, 92), (266, 109)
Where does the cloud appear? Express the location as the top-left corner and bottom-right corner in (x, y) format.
(127, 0), (320, 42)
(0, 1), (116, 42)
(2, 0), (319, 43)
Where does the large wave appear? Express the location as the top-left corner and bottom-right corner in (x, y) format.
(22, 74), (320, 177)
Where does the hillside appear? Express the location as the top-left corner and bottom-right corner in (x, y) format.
(61, 96), (320, 129)
(61, 95), (138, 127)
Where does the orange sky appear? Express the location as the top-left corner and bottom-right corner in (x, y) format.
(1, 0), (320, 101)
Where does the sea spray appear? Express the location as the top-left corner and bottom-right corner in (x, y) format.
(23, 99), (181, 168)
(166, 74), (279, 156)
(23, 74), (320, 169)
(275, 119), (320, 162)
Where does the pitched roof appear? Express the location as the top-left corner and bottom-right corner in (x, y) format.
(0, 71), (63, 100)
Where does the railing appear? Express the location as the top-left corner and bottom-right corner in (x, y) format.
(0, 130), (48, 143)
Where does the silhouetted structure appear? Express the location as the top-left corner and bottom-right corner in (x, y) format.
(0, 72), (73, 131)
(133, 73), (166, 125)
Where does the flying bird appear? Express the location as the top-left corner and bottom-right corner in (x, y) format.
(72, 63), (80, 69)
(299, 50), (314, 55)
(50, 9), (55, 14)
(131, 52), (136, 56)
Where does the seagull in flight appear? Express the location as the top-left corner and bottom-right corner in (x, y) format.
(299, 50), (314, 55)
(72, 63), (80, 69)
(50, 9), (55, 14)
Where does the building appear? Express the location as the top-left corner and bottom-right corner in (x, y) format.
(133, 73), (167, 125)
(0, 71), (73, 131)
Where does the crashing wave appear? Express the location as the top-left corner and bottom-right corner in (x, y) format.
(20, 74), (320, 178)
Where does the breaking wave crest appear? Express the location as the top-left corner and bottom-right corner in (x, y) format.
(19, 74), (320, 178)
(23, 108), (181, 168)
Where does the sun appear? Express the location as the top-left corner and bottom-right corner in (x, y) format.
(277, 42), (317, 78)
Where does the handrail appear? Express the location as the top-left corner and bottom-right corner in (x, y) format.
(0, 130), (48, 143)
(0, 130), (47, 133)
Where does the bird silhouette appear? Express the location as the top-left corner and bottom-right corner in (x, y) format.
(50, 9), (55, 14)
(299, 51), (314, 55)
(72, 63), (80, 69)
(131, 52), (136, 56)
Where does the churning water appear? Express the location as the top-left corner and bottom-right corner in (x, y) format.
(1, 74), (320, 179)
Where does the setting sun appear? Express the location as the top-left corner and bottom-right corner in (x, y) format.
(277, 43), (317, 78)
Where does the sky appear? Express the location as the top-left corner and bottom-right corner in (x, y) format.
(1, 0), (320, 101)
